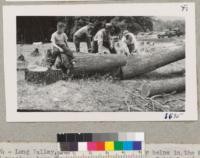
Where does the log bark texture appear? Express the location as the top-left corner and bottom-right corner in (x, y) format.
(25, 66), (63, 84)
(141, 77), (185, 97)
(122, 46), (185, 79)
(71, 54), (126, 77)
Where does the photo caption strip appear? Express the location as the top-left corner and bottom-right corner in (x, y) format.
(57, 132), (145, 158)
(0, 143), (200, 158)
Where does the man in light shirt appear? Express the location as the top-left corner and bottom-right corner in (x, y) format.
(73, 23), (94, 53)
(122, 30), (138, 54)
(92, 23), (116, 54)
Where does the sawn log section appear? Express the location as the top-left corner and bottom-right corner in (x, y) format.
(24, 45), (185, 84)
(122, 46), (185, 79)
(141, 77), (185, 97)
(72, 53), (126, 77)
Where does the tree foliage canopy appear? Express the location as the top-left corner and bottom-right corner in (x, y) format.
(17, 16), (154, 44)
(152, 17), (185, 33)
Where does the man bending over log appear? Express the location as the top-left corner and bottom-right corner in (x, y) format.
(122, 30), (138, 54)
(73, 23), (94, 53)
(50, 21), (74, 72)
(91, 23), (116, 54)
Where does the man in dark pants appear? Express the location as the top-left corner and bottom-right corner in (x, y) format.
(73, 23), (94, 53)
(92, 23), (116, 54)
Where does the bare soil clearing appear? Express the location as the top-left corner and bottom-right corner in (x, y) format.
(17, 36), (185, 112)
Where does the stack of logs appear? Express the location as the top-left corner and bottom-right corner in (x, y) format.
(24, 45), (185, 96)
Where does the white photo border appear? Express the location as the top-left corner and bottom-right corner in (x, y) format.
(3, 3), (197, 122)
(6, 0), (100, 1)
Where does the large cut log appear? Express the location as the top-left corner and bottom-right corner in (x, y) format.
(25, 54), (126, 84)
(41, 52), (127, 76)
(71, 53), (126, 77)
(25, 65), (63, 84)
(141, 77), (185, 97)
(122, 46), (185, 79)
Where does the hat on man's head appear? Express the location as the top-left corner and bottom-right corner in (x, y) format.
(105, 23), (112, 30)
(88, 22), (94, 28)
(123, 30), (129, 35)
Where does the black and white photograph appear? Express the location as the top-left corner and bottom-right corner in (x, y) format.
(17, 15), (186, 112)
(3, 3), (197, 121)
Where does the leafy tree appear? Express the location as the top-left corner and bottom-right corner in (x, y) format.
(17, 16), (154, 44)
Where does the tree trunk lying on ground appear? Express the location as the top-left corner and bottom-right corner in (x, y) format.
(25, 66), (63, 84)
(122, 46), (185, 79)
(24, 46), (184, 84)
(25, 54), (126, 84)
(71, 53), (126, 77)
(141, 77), (185, 97)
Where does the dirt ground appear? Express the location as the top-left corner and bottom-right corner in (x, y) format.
(17, 36), (185, 112)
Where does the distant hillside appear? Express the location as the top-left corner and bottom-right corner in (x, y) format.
(152, 17), (185, 32)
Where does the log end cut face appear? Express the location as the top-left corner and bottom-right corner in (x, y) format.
(141, 77), (185, 98)
(25, 65), (63, 85)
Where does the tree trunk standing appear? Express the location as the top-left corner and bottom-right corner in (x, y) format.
(141, 77), (185, 97)
(71, 54), (126, 77)
(25, 66), (63, 84)
(122, 46), (185, 79)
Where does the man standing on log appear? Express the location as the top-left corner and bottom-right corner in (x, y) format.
(50, 21), (74, 72)
(122, 30), (138, 54)
(91, 23), (116, 54)
(73, 23), (94, 53)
